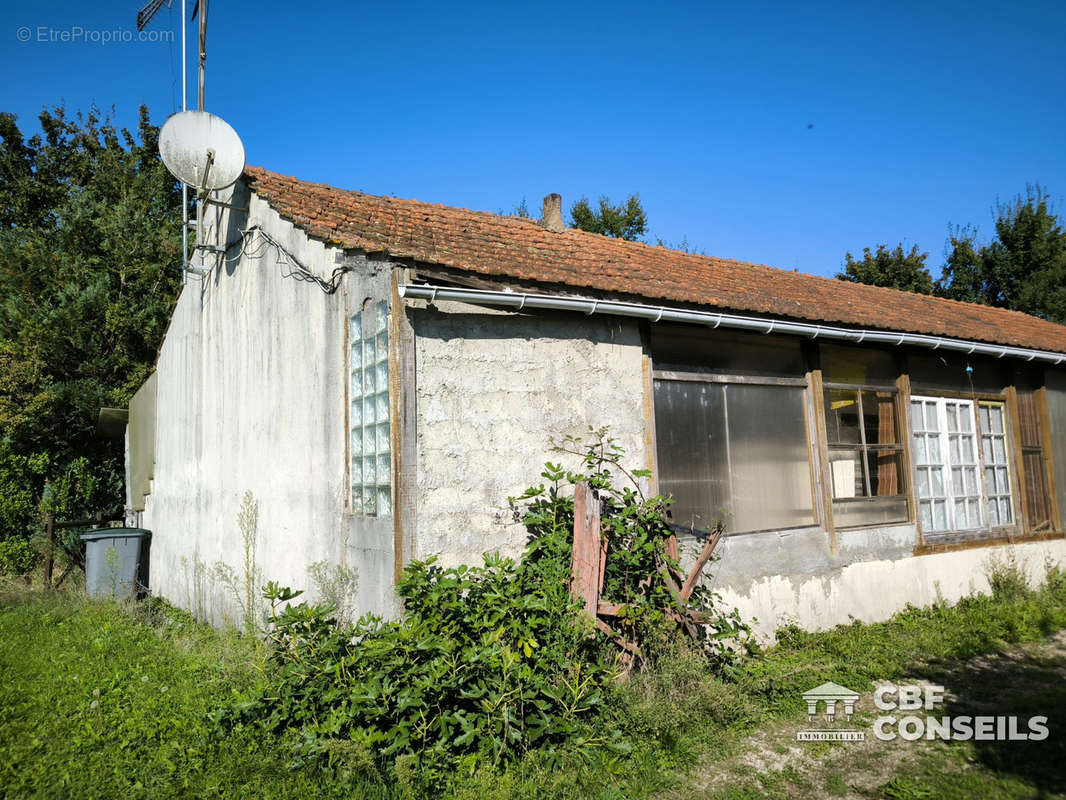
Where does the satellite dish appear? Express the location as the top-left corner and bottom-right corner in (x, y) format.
(159, 110), (245, 191)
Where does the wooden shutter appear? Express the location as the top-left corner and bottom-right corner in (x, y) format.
(1017, 390), (1053, 532)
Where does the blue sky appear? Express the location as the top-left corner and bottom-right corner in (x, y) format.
(4, 0), (1065, 278)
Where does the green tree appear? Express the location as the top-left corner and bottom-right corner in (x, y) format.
(938, 186), (1066, 322)
(837, 243), (935, 294)
(0, 104), (182, 545)
(570, 194), (647, 241)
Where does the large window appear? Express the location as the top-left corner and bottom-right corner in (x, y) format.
(653, 379), (815, 534)
(350, 301), (391, 516)
(824, 388), (908, 527)
(910, 396), (1014, 534)
(979, 402), (1014, 527)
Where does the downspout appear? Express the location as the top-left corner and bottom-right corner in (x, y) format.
(397, 284), (1066, 366)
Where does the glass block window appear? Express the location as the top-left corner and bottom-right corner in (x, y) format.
(350, 301), (391, 516)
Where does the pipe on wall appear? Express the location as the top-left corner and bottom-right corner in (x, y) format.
(397, 283), (1066, 366)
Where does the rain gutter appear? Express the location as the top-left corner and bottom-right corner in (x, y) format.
(397, 284), (1066, 366)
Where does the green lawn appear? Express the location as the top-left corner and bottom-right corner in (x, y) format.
(2, 559), (1066, 799)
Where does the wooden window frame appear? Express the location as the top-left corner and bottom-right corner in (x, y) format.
(822, 383), (909, 528)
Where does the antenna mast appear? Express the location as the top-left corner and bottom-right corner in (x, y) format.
(195, 0), (207, 110)
(137, 0), (191, 284)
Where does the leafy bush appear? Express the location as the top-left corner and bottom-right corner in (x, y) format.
(246, 557), (619, 783)
(0, 536), (39, 576)
(515, 429), (750, 663)
(226, 430), (746, 784)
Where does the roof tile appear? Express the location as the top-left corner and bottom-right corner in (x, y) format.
(244, 166), (1066, 355)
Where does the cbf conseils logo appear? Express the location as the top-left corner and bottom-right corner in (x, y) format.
(796, 681), (1051, 743)
(797, 682), (865, 741)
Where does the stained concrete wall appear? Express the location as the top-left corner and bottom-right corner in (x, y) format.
(709, 537), (1066, 640)
(140, 187), (398, 625)
(407, 301), (648, 566)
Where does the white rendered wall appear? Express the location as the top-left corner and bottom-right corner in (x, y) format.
(142, 191), (397, 625)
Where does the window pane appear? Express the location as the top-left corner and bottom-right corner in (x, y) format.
(925, 402), (938, 431)
(350, 302), (392, 516)
(946, 404), (958, 433)
(862, 392), (898, 446)
(917, 469), (929, 496)
(653, 380), (729, 531)
(959, 408), (973, 433)
(990, 405), (1004, 434)
(987, 497), (1000, 527)
(377, 488), (391, 517)
(933, 500), (947, 530)
(833, 496), (908, 527)
(829, 450), (863, 498)
(724, 384), (815, 532)
(654, 380), (814, 533)
(997, 467), (1009, 494)
(865, 450), (903, 496)
(911, 399), (923, 426)
(914, 435), (928, 464)
(825, 389), (861, 445)
(919, 501), (932, 531)
(1000, 498), (1012, 524)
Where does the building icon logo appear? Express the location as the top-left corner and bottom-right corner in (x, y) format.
(797, 682), (865, 741)
(802, 682), (860, 722)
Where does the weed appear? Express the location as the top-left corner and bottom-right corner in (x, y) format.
(985, 549), (1029, 602)
(308, 559), (359, 622)
(825, 773), (848, 796)
(213, 491), (265, 634)
(880, 775), (933, 799)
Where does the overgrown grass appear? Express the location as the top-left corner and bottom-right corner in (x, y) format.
(0, 584), (396, 799)
(3, 562), (1066, 798)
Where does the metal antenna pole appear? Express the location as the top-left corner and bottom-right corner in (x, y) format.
(181, 0), (188, 285)
(197, 0), (206, 111)
(196, 0), (207, 275)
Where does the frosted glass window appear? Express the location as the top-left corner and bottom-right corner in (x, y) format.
(911, 395), (1016, 535)
(653, 380), (815, 534)
(350, 302), (391, 516)
(979, 402), (1013, 527)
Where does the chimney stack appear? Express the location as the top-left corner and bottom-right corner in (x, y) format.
(539, 193), (565, 233)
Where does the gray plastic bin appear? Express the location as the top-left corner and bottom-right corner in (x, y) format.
(81, 528), (151, 599)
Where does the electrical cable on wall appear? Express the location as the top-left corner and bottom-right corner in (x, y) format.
(222, 225), (351, 294)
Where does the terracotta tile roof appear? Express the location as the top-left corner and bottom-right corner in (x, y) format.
(244, 166), (1066, 355)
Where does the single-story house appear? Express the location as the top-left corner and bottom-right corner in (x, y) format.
(126, 167), (1066, 636)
